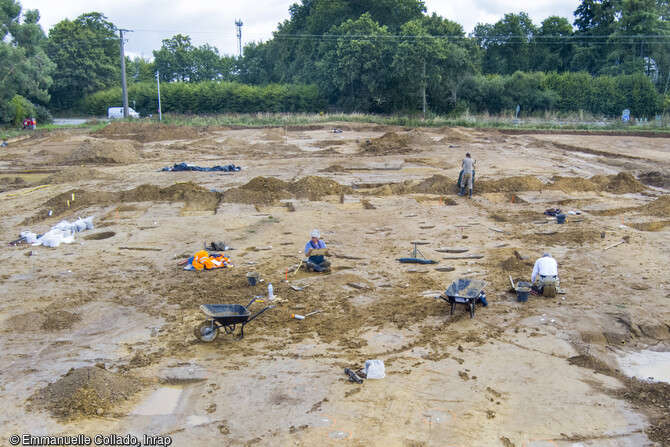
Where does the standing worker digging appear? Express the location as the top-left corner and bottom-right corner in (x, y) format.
(460, 153), (475, 198)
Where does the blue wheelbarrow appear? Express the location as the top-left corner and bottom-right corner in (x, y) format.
(194, 297), (275, 341)
(436, 278), (487, 318)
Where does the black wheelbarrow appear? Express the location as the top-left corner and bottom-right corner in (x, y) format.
(435, 278), (487, 318)
(194, 297), (275, 341)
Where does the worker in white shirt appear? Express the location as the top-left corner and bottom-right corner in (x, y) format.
(531, 253), (560, 297)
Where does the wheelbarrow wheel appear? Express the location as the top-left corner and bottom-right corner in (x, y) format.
(469, 300), (475, 318)
(194, 321), (218, 342)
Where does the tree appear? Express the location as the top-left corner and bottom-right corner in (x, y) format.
(153, 34), (195, 82)
(571, 0), (617, 74)
(533, 16), (575, 73)
(318, 13), (394, 111)
(473, 12), (538, 75)
(44, 12), (119, 111)
(0, 0), (54, 123)
(126, 56), (155, 84)
(390, 15), (475, 113)
(606, 0), (670, 86)
(153, 35), (231, 83)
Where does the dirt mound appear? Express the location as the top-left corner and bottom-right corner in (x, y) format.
(223, 176), (353, 205)
(436, 127), (476, 144)
(320, 164), (349, 173)
(40, 167), (109, 185)
(640, 196), (670, 216)
(500, 256), (531, 272)
(366, 180), (418, 196)
(223, 176), (291, 205)
(548, 176), (599, 193)
(603, 172), (646, 194)
(409, 174), (546, 195)
(161, 182), (221, 211)
(413, 175), (455, 194)
(119, 184), (162, 202)
(359, 132), (412, 154)
(405, 129), (436, 146)
(92, 122), (203, 143)
(21, 188), (116, 224)
(221, 136), (247, 147)
(588, 174), (610, 186)
(0, 176), (27, 192)
(30, 366), (143, 420)
(263, 128), (287, 141)
(119, 182), (220, 211)
(638, 171), (670, 189)
(478, 176), (546, 193)
(60, 139), (140, 165)
(289, 176), (353, 200)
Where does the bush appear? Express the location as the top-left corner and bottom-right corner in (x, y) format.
(80, 81), (327, 116)
(10, 95), (34, 127)
(33, 104), (53, 125)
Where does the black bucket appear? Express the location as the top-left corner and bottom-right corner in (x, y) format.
(556, 214), (566, 224)
(246, 272), (259, 286)
(516, 287), (530, 302)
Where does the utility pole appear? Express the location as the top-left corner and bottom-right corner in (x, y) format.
(156, 71), (162, 121)
(118, 29), (132, 118)
(235, 20), (243, 57)
(422, 59), (426, 119)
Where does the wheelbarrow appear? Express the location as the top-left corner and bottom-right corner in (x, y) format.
(435, 278), (487, 318)
(194, 297), (275, 341)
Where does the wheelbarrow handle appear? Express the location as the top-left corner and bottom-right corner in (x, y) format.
(244, 296), (258, 310)
(245, 305), (276, 325)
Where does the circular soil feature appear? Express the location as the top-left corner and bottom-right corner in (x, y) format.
(83, 231), (115, 240)
(42, 310), (81, 331)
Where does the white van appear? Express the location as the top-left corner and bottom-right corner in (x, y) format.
(108, 107), (140, 119)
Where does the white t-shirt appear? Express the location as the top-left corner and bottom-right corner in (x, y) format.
(532, 256), (558, 283)
(462, 157), (475, 173)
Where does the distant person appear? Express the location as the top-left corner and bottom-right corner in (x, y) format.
(531, 253), (560, 297)
(460, 153), (475, 198)
(304, 229), (331, 273)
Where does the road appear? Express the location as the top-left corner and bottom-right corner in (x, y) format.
(53, 118), (89, 126)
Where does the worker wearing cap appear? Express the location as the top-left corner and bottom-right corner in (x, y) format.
(531, 253), (560, 296)
(304, 229), (331, 273)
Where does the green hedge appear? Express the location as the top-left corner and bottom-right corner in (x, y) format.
(461, 71), (662, 117)
(80, 81), (327, 117)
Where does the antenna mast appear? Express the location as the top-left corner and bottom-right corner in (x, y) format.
(235, 20), (243, 57)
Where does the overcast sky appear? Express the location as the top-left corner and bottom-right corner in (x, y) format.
(18, 0), (582, 59)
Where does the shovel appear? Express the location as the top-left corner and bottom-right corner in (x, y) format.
(604, 235), (630, 251)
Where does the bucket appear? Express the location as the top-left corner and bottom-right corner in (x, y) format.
(556, 214), (566, 224)
(246, 272), (259, 286)
(516, 287), (530, 302)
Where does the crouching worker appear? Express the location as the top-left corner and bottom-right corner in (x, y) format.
(304, 229), (331, 273)
(531, 252), (560, 297)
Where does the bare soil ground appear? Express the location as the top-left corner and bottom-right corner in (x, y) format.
(1, 122), (669, 446)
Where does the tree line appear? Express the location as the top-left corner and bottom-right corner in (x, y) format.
(2, 0), (670, 125)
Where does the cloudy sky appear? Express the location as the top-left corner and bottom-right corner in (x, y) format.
(18, 0), (582, 59)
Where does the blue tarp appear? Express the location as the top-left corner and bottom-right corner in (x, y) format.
(161, 162), (241, 172)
